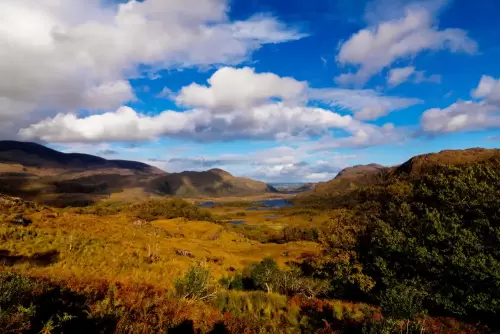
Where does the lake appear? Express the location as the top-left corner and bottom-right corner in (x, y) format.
(197, 198), (293, 209)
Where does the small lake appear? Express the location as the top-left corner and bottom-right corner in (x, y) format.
(197, 201), (216, 208)
(252, 199), (293, 208)
(197, 198), (293, 209)
(229, 220), (246, 225)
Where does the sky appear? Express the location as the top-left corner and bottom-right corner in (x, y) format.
(1, 0), (499, 182)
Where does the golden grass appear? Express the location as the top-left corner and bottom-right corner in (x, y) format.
(0, 204), (321, 290)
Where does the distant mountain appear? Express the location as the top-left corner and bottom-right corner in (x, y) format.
(295, 148), (500, 207)
(0, 141), (163, 174)
(151, 168), (277, 197)
(0, 141), (276, 205)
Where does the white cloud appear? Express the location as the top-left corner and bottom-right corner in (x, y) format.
(421, 75), (500, 135)
(388, 66), (441, 87)
(0, 0), (304, 136)
(472, 75), (500, 103)
(19, 66), (417, 146)
(421, 101), (500, 134)
(388, 66), (415, 86)
(335, 7), (477, 86)
(18, 103), (355, 143)
(176, 67), (307, 110)
(309, 88), (421, 120)
(156, 145), (355, 181)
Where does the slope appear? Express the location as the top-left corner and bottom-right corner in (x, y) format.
(151, 168), (277, 197)
(295, 148), (500, 208)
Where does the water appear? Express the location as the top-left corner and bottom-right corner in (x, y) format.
(229, 220), (246, 225)
(252, 199), (293, 208)
(198, 201), (215, 208)
(198, 198), (293, 209)
(264, 215), (280, 219)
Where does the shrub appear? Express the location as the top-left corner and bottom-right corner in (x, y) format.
(379, 284), (425, 320)
(175, 265), (219, 301)
(135, 198), (214, 222)
(361, 161), (500, 323)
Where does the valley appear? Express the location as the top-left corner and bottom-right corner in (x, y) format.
(0, 142), (499, 333)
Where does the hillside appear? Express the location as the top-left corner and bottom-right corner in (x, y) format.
(0, 141), (164, 174)
(0, 141), (277, 205)
(295, 148), (500, 207)
(151, 168), (277, 197)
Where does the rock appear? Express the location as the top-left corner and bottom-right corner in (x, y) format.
(10, 215), (32, 226)
(132, 219), (147, 227)
(174, 249), (194, 258)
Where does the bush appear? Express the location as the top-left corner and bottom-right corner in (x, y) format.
(175, 265), (219, 301)
(360, 160), (500, 325)
(0, 272), (38, 332)
(135, 198), (214, 222)
(379, 284), (425, 320)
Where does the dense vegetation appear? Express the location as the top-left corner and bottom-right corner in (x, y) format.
(1, 153), (499, 333)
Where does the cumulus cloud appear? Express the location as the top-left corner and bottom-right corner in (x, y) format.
(336, 6), (477, 86)
(309, 88), (421, 120)
(421, 101), (500, 134)
(421, 75), (500, 134)
(18, 104), (355, 143)
(176, 67), (307, 110)
(472, 75), (500, 103)
(0, 0), (304, 136)
(19, 66), (416, 146)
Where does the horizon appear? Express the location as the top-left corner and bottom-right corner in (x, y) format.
(1, 0), (499, 183)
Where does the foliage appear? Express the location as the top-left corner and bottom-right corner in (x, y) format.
(379, 283), (425, 320)
(135, 198), (214, 222)
(175, 264), (219, 301)
(361, 160), (500, 324)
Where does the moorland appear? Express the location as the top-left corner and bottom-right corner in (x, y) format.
(0, 142), (499, 333)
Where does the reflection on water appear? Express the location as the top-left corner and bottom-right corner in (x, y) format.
(252, 199), (293, 208)
(198, 201), (215, 208)
(229, 220), (246, 225)
(198, 198), (293, 209)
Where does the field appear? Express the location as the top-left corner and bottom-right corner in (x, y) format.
(0, 182), (496, 333)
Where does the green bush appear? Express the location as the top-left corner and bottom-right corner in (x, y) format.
(175, 265), (218, 301)
(379, 284), (425, 320)
(135, 198), (214, 222)
(361, 160), (500, 323)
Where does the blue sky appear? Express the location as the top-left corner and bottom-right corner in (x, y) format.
(1, 0), (499, 181)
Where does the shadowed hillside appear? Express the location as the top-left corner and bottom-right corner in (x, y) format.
(0, 142), (277, 205)
(151, 168), (277, 197)
(0, 141), (164, 174)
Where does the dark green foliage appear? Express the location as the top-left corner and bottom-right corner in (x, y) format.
(282, 226), (319, 242)
(135, 198), (214, 222)
(379, 284), (425, 320)
(361, 160), (500, 323)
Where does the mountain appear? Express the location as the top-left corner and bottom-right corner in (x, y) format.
(0, 141), (277, 205)
(295, 148), (500, 207)
(393, 147), (500, 175)
(151, 168), (277, 197)
(0, 141), (163, 174)
(0, 141), (167, 206)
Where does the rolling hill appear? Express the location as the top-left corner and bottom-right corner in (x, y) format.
(295, 148), (500, 207)
(151, 168), (277, 197)
(0, 141), (277, 205)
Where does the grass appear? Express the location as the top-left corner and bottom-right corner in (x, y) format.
(0, 195), (489, 333)
(0, 198), (321, 290)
